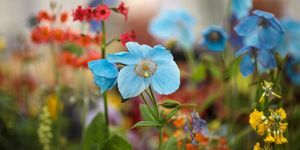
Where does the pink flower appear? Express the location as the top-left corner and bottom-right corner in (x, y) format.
(93, 5), (111, 21)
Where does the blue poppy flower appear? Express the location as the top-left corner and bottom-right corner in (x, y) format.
(202, 25), (228, 52)
(231, 0), (253, 19)
(235, 45), (277, 76)
(107, 42), (180, 99)
(88, 59), (118, 93)
(286, 58), (300, 85)
(234, 10), (284, 49)
(275, 19), (300, 58)
(149, 9), (196, 50)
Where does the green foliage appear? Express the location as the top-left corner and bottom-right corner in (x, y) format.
(103, 135), (132, 150)
(63, 43), (84, 56)
(132, 121), (162, 128)
(160, 99), (181, 109)
(224, 57), (242, 81)
(162, 137), (177, 150)
(191, 62), (206, 82)
(140, 104), (156, 122)
(165, 106), (181, 121)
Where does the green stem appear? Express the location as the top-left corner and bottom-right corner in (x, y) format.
(184, 49), (196, 71)
(140, 93), (156, 119)
(159, 127), (163, 150)
(149, 87), (160, 121)
(106, 38), (119, 46)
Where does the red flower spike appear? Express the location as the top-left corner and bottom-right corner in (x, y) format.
(85, 7), (94, 21)
(72, 6), (86, 22)
(94, 5), (111, 21)
(60, 12), (68, 23)
(120, 30), (136, 46)
(117, 2), (129, 21)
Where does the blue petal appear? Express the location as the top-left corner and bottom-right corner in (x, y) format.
(286, 59), (300, 85)
(235, 46), (252, 57)
(234, 16), (260, 36)
(88, 59), (118, 78)
(205, 40), (226, 52)
(117, 65), (150, 99)
(146, 45), (173, 63)
(269, 18), (284, 34)
(125, 42), (151, 58)
(94, 76), (117, 94)
(253, 10), (274, 19)
(150, 60), (180, 95)
(258, 26), (281, 49)
(257, 50), (277, 69)
(107, 52), (140, 65)
(240, 54), (254, 76)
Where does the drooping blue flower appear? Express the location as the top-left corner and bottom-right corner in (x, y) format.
(149, 9), (196, 50)
(107, 42), (180, 99)
(235, 45), (277, 76)
(286, 58), (300, 85)
(202, 25), (228, 52)
(88, 59), (118, 93)
(234, 10), (284, 49)
(275, 18), (300, 58)
(231, 0), (253, 19)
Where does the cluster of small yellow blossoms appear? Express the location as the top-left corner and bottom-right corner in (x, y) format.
(249, 81), (288, 150)
(37, 106), (53, 150)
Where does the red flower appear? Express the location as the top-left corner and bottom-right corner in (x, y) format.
(76, 50), (101, 68)
(85, 7), (94, 21)
(76, 35), (92, 46)
(31, 26), (51, 44)
(117, 2), (129, 21)
(51, 28), (66, 43)
(94, 5), (111, 21)
(60, 12), (68, 23)
(120, 30), (136, 46)
(59, 51), (77, 67)
(37, 10), (54, 22)
(72, 6), (86, 22)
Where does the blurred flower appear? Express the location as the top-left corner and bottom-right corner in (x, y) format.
(0, 37), (6, 51)
(286, 58), (300, 85)
(72, 6), (86, 22)
(190, 111), (207, 145)
(275, 18), (300, 58)
(120, 30), (136, 46)
(85, 7), (94, 21)
(259, 80), (281, 103)
(253, 142), (262, 150)
(60, 12), (68, 23)
(235, 45), (276, 76)
(37, 106), (53, 150)
(149, 9), (195, 49)
(88, 59), (118, 93)
(94, 5), (111, 21)
(231, 0), (253, 19)
(76, 49), (101, 68)
(116, 2), (129, 21)
(234, 10), (284, 49)
(107, 42), (180, 99)
(46, 94), (59, 120)
(201, 25), (228, 52)
(37, 10), (53, 22)
(51, 28), (66, 43)
(31, 26), (51, 44)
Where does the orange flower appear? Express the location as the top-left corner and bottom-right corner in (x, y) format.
(51, 28), (66, 43)
(186, 143), (197, 150)
(173, 117), (185, 128)
(31, 26), (51, 44)
(195, 133), (208, 145)
(60, 12), (68, 23)
(37, 10), (53, 22)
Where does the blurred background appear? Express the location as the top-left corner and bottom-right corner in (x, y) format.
(0, 0), (300, 150)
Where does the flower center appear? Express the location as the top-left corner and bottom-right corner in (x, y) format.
(208, 31), (220, 42)
(134, 60), (158, 78)
(259, 18), (268, 27)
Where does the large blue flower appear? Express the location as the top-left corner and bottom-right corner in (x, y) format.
(107, 42), (180, 99)
(88, 59), (118, 93)
(202, 25), (228, 52)
(149, 9), (195, 50)
(275, 19), (300, 58)
(286, 58), (300, 85)
(234, 10), (284, 49)
(235, 45), (277, 76)
(231, 0), (253, 19)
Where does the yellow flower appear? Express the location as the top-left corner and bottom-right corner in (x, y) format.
(274, 132), (287, 144)
(257, 123), (267, 135)
(276, 108), (286, 120)
(46, 94), (59, 120)
(259, 80), (282, 103)
(249, 109), (264, 130)
(253, 142), (262, 150)
(264, 131), (275, 143)
(279, 123), (288, 132)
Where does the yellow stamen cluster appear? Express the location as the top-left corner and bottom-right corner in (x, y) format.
(259, 80), (282, 103)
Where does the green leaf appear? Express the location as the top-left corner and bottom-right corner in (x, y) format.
(208, 62), (222, 79)
(223, 57), (242, 81)
(63, 43), (84, 56)
(82, 113), (108, 150)
(162, 137), (178, 150)
(160, 99), (181, 109)
(139, 104), (156, 122)
(103, 134), (132, 150)
(191, 63), (206, 82)
(165, 106), (181, 121)
(132, 121), (162, 128)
